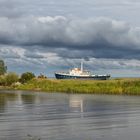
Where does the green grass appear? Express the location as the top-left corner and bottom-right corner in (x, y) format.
(17, 78), (140, 95)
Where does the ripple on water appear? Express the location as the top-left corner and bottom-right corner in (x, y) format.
(0, 91), (140, 140)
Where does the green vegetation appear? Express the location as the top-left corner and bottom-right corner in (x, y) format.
(0, 71), (140, 95)
(17, 78), (140, 95)
(0, 59), (35, 88)
(0, 72), (18, 86)
(0, 59), (140, 95)
(37, 73), (47, 79)
(19, 72), (35, 84)
(0, 60), (7, 75)
(4, 72), (19, 86)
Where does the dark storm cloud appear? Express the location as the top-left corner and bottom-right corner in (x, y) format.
(0, 16), (140, 60)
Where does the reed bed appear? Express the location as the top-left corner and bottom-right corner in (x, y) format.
(17, 78), (140, 95)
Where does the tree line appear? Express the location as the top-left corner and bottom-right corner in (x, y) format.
(0, 60), (38, 86)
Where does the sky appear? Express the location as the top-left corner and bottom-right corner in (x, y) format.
(0, 0), (140, 77)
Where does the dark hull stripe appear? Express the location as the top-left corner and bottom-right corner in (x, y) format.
(55, 73), (110, 80)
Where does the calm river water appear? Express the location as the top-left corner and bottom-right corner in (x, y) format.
(0, 90), (140, 140)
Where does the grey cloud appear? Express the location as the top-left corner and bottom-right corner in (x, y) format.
(0, 0), (23, 17)
(24, 51), (45, 59)
(2, 44), (140, 77)
(0, 0), (123, 17)
(0, 0), (140, 26)
(0, 46), (21, 58)
(0, 0), (140, 76)
(0, 16), (140, 60)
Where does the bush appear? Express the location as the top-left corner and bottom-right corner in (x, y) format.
(20, 72), (35, 84)
(0, 73), (19, 86)
(5, 72), (19, 86)
(0, 75), (6, 86)
(38, 73), (47, 79)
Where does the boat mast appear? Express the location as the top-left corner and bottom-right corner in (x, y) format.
(81, 61), (83, 72)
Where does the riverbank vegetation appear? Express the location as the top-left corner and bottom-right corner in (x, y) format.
(0, 59), (140, 95)
(0, 72), (19, 86)
(0, 72), (36, 87)
(17, 78), (140, 95)
(0, 72), (140, 95)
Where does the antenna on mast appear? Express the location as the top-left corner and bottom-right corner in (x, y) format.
(81, 60), (83, 72)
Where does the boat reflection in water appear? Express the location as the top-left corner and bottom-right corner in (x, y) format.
(69, 96), (84, 118)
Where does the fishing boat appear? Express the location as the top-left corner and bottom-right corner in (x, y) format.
(55, 62), (110, 80)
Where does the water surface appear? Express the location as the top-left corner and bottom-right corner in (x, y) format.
(0, 90), (140, 140)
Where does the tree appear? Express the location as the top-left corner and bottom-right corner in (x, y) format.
(20, 72), (35, 84)
(0, 60), (7, 75)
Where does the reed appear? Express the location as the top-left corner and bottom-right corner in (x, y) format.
(17, 78), (140, 95)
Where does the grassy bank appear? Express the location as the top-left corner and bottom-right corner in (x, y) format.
(17, 78), (140, 95)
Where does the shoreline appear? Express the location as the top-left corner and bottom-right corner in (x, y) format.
(0, 78), (139, 95)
